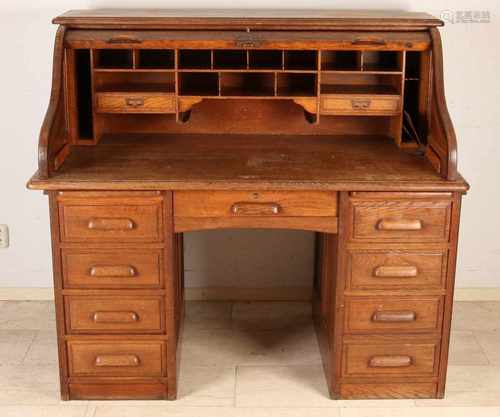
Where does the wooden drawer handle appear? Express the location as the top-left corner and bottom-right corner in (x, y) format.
(89, 265), (137, 278)
(125, 98), (145, 108)
(374, 265), (418, 278)
(95, 354), (140, 367)
(351, 99), (371, 110)
(376, 218), (423, 231)
(87, 218), (135, 231)
(368, 355), (413, 368)
(352, 38), (387, 46)
(372, 310), (417, 323)
(106, 35), (142, 44)
(230, 202), (281, 216)
(92, 311), (139, 323)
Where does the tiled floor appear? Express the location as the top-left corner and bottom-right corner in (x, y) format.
(1, 300), (500, 416)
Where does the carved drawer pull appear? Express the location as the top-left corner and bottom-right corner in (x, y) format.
(371, 310), (417, 323)
(87, 218), (135, 231)
(368, 355), (413, 368)
(351, 99), (371, 110)
(95, 354), (140, 367)
(89, 265), (137, 278)
(230, 202), (281, 215)
(125, 97), (145, 107)
(351, 38), (387, 46)
(235, 40), (261, 48)
(92, 311), (139, 323)
(376, 218), (423, 231)
(374, 265), (418, 278)
(106, 35), (142, 44)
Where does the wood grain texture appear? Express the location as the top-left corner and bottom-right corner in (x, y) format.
(61, 249), (164, 288)
(30, 10), (467, 402)
(28, 134), (469, 192)
(54, 9), (443, 30)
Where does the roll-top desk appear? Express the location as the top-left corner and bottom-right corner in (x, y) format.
(28, 10), (469, 401)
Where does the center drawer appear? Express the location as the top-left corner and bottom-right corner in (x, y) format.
(65, 296), (164, 334)
(67, 340), (165, 377)
(174, 191), (338, 217)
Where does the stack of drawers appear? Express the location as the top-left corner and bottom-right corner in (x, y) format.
(52, 191), (173, 400)
(337, 192), (457, 399)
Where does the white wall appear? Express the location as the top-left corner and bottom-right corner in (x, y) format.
(0, 0), (499, 290)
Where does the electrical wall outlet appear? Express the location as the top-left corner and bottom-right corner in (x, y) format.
(0, 225), (9, 248)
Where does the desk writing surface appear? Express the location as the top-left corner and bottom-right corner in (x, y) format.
(29, 134), (467, 191)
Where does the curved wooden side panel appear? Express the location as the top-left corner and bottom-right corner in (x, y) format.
(38, 26), (69, 179)
(427, 28), (458, 180)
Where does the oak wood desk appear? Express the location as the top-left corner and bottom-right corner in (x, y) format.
(28, 9), (469, 401)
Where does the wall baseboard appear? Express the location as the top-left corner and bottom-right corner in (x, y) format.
(1, 287), (500, 302)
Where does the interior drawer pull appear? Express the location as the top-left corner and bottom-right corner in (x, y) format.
(92, 311), (139, 323)
(351, 99), (371, 110)
(368, 355), (413, 368)
(87, 218), (135, 231)
(89, 265), (137, 278)
(106, 35), (142, 44)
(230, 202), (281, 215)
(376, 218), (423, 231)
(125, 97), (145, 107)
(372, 310), (417, 323)
(373, 265), (418, 278)
(95, 354), (140, 367)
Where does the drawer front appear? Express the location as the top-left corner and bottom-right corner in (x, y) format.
(59, 197), (163, 243)
(68, 340), (165, 377)
(320, 94), (401, 116)
(344, 296), (443, 334)
(342, 340), (439, 378)
(62, 249), (163, 289)
(347, 250), (447, 291)
(65, 297), (164, 334)
(95, 92), (175, 114)
(350, 198), (452, 242)
(174, 191), (337, 217)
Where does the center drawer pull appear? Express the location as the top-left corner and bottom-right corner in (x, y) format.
(125, 97), (145, 107)
(89, 265), (137, 278)
(371, 310), (417, 323)
(351, 99), (371, 110)
(376, 218), (423, 231)
(368, 355), (413, 368)
(373, 265), (418, 278)
(92, 311), (139, 323)
(230, 202), (281, 216)
(87, 218), (135, 231)
(95, 354), (140, 367)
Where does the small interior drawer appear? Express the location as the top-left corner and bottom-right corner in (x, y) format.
(342, 339), (439, 378)
(65, 296), (164, 334)
(344, 296), (444, 334)
(67, 340), (165, 377)
(346, 249), (447, 291)
(95, 92), (175, 114)
(320, 94), (401, 116)
(62, 249), (163, 289)
(58, 194), (163, 243)
(349, 196), (452, 242)
(174, 191), (338, 217)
